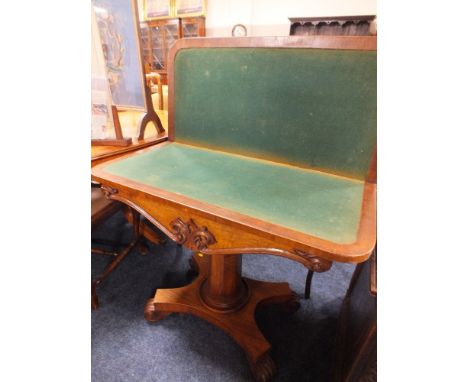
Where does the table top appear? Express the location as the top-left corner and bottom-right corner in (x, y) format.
(172, 45), (376, 181)
(98, 142), (369, 245)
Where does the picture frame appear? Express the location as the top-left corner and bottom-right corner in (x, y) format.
(145, 0), (172, 20)
(144, 0), (206, 20)
(175, 0), (205, 17)
(92, 6), (131, 146)
(92, 0), (147, 110)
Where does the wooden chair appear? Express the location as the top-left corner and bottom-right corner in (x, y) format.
(91, 183), (120, 234)
(91, 184), (142, 309)
(304, 269), (314, 299)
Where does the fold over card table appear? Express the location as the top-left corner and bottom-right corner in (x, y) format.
(92, 36), (377, 382)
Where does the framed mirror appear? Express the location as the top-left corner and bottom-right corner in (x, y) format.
(92, 0), (164, 145)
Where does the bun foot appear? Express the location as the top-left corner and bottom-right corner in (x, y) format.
(251, 353), (276, 382)
(144, 299), (170, 322)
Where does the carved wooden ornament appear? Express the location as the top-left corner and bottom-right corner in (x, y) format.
(101, 185), (118, 199)
(170, 218), (216, 251)
(294, 249), (333, 272)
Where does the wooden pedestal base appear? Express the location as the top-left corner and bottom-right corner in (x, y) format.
(145, 253), (299, 382)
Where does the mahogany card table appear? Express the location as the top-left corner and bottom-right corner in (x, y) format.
(92, 36), (376, 382)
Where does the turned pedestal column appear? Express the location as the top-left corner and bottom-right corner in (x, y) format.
(200, 254), (249, 312)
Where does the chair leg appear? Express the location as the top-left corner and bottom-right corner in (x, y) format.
(92, 209), (141, 309)
(91, 247), (118, 256)
(124, 206), (165, 247)
(137, 239), (150, 256)
(304, 270), (314, 299)
(92, 237), (130, 248)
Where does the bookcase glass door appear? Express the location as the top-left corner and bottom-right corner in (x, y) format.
(149, 21), (180, 72)
(141, 17), (205, 84)
(181, 17), (205, 37)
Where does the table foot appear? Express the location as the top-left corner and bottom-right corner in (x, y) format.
(250, 353), (276, 382)
(144, 299), (171, 322)
(144, 253), (297, 381)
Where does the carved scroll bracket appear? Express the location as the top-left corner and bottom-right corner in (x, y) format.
(170, 218), (216, 251)
(294, 249), (333, 272)
(101, 185), (118, 199)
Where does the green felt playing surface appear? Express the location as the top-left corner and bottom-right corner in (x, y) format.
(174, 48), (376, 180)
(103, 143), (365, 244)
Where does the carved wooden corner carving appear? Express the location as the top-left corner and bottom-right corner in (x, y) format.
(294, 249), (333, 272)
(101, 185), (118, 199)
(170, 217), (190, 244)
(170, 218), (216, 251)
